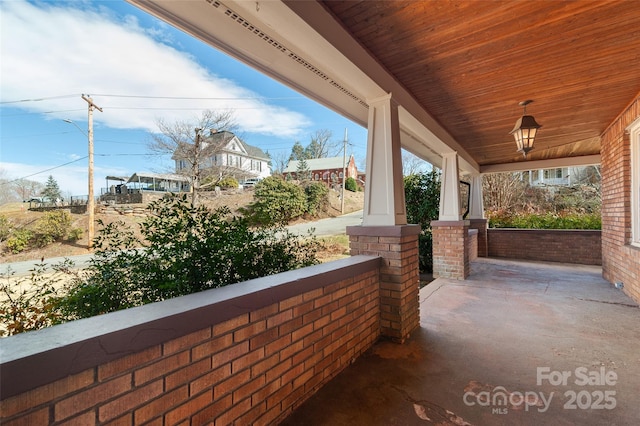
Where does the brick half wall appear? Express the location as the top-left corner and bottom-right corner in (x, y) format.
(0, 256), (381, 426)
(487, 229), (602, 265)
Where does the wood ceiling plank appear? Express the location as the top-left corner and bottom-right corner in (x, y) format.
(322, 0), (640, 165)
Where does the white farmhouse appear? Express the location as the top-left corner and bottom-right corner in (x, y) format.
(174, 130), (271, 183)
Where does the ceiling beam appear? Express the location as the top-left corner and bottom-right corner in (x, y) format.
(480, 155), (601, 174)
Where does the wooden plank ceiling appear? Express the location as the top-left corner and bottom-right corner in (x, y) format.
(322, 0), (640, 166)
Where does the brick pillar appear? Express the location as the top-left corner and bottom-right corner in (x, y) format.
(347, 225), (420, 343)
(431, 220), (470, 279)
(469, 218), (488, 257)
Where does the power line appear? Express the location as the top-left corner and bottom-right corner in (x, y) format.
(0, 156), (88, 186)
(0, 94), (81, 105)
(0, 109), (85, 117)
(0, 133), (146, 146)
(92, 93), (304, 100)
(104, 106), (307, 111)
(95, 153), (163, 157)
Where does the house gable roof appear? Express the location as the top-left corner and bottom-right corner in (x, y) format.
(207, 131), (270, 160)
(171, 131), (270, 161)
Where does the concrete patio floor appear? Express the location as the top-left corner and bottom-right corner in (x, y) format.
(282, 258), (640, 426)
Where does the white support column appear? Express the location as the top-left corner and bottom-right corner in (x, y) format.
(468, 173), (485, 219)
(362, 93), (407, 226)
(438, 152), (462, 221)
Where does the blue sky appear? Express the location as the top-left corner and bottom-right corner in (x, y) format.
(0, 0), (369, 197)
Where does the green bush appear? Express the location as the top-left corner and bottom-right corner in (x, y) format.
(6, 229), (33, 254)
(241, 176), (307, 225)
(304, 182), (329, 216)
(218, 176), (238, 189)
(33, 210), (73, 247)
(487, 210), (601, 229)
(68, 228), (83, 242)
(56, 194), (320, 320)
(345, 177), (358, 192)
(0, 215), (13, 242)
(404, 171), (441, 273)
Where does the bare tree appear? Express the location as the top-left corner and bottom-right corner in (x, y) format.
(482, 172), (525, 211)
(270, 151), (290, 176)
(304, 129), (336, 159)
(0, 170), (44, 205)
(288, 129), (338, 162)
(570, 165), (601, 187)
(149, 110), (237, 205)
(402, 150), (430, 176)
(13, 178), (44, 201)
(0, 169), (16, 205)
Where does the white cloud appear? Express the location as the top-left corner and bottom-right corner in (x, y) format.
(0, 1), (310, 137)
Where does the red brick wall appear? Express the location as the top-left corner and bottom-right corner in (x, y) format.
(0, 257), (380, 426)
(469, 219), (488, 257)
(601, 95), (640, 303)
(487, 229), (602, 265)
(347, 225), (420, 343)
(432, 220), (470, 279)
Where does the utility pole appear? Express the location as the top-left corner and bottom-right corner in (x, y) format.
(192, 128), (202, 206)
(341, 128), (348, 214)
(82, 94), (102, 250)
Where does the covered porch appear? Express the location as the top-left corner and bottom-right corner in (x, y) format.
(126, 0), (640, 293)
(283, 258), (640, 425)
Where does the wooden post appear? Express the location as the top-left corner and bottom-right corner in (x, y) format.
(81, 95), (102, 250)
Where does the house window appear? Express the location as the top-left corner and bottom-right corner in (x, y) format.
(556, 168), (563, 179)
(630, 118), (640, 247)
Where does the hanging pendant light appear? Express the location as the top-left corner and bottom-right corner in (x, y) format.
(510, 100), (541, 158)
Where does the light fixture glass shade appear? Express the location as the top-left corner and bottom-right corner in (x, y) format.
(510, 115), (541, 157)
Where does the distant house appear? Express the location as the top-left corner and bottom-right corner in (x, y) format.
(520, 166), (599, 187)
(283, 155), (358, 187)
(173, 130), (270, 183)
